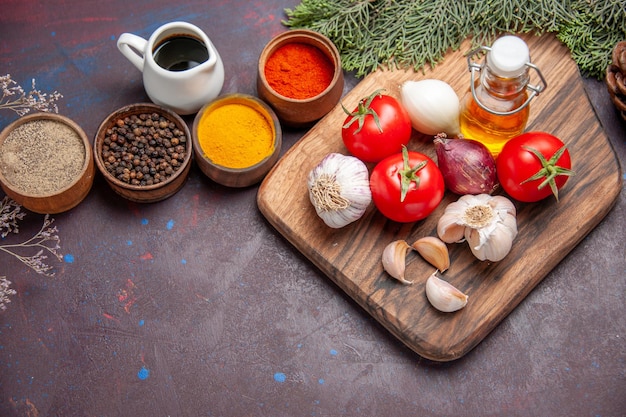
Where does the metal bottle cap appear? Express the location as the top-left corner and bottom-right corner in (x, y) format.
(486, 35), (530, 77)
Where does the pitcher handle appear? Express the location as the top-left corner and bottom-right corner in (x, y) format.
(117, 33), (148, 72)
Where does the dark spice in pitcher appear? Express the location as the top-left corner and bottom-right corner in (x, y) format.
(153, 35), (209, 71)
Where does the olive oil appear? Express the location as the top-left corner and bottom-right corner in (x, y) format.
(459, 36), (545, 158)
(459, 81), (529, 157)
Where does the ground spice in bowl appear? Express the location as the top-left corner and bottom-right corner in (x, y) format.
(0, 112), (95, 214)
(0, 118), (85, 195)
(192, 94), (282, 188)
(196, 99), (274, 169)
(257, 29), (344, 126)
(264, 42), (335, 100)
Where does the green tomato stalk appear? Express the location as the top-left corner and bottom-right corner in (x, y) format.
(341, 89), (385, 134)
(520, 145), (575, 201)
(399, 145), (427, 202)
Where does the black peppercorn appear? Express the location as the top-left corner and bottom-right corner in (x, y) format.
(101, 112), (186, 186)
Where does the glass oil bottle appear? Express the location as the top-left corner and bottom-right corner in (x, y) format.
(459, 35), (547, 157)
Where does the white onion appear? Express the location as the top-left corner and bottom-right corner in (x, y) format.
(400, 79), (460, 136)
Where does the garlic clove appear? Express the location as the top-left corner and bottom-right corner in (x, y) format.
(411, 236), (450, 272)
(436, 200), (468, 243)
(490, 195), (517, 217)
(499, 210), (518, 238)
(466, 225), (513, 262)
(382, 240), (414, 285)
(437, 215), (466, 243)
(465, 227), (488, 261)
(425, 271), (468, 313)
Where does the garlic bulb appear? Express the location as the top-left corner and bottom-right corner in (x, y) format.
(425, 271), (468, 313)
(400, 79), (461, 136)
(437, 194), (517, 262)
(307, 153), (372, 228)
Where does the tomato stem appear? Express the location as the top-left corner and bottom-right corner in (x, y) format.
(341, 89), (385, 134)
(399, 145), (427, 202)
(520, 145), (575, 201)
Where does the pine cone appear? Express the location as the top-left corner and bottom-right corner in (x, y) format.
(606, 41), (626, 121)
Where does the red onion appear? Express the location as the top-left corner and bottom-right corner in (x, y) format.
(433, 135), (497, 195)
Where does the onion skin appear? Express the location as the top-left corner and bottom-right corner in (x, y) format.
(434, 135), (497, 195)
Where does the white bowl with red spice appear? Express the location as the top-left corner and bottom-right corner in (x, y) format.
(257, 29), (344, 127)
(0, 113), (95, 214)
(192, 93), (282, 188)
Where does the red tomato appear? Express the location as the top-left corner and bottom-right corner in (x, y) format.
(342, 89), (412, 163)
(370, 146), (445, 222)
(496, 132), (574, 202)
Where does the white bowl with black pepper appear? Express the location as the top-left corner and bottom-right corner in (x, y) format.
(0, 112), (95, 214)
(93, 103), (193, 203)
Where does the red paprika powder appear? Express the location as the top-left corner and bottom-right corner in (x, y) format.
(264, 42), (334, 100)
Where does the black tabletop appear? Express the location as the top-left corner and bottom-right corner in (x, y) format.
(1, 1), (625, 416)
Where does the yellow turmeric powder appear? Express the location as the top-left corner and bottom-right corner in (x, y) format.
(197, 102), (274, 169)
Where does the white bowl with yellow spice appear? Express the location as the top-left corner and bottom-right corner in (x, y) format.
(0, 112), (95, 214)
(192, 93), (282, 188)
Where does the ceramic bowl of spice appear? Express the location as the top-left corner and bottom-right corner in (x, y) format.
(0, 113), (95, 214)
(192, 93), (281, 188)
(257, 29), (344, 127)
(93, 103), (192, 203)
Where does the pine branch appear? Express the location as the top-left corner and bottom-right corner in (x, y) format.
(557, 1), (626, 77)
(283, 0), (626, 79)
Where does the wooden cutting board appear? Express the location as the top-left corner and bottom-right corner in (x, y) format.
(257, 33), (623, 361)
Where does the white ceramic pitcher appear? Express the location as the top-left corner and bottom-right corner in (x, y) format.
(117, 21), (224, 115)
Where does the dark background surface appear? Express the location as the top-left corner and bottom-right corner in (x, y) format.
(1, 1), (624, 416)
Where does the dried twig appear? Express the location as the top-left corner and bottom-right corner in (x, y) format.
(0, 74), (63, 116)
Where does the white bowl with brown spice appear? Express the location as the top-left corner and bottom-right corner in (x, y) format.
(0, 112), (95, 214)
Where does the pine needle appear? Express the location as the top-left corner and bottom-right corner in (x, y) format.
(283, 0), (626, 79)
